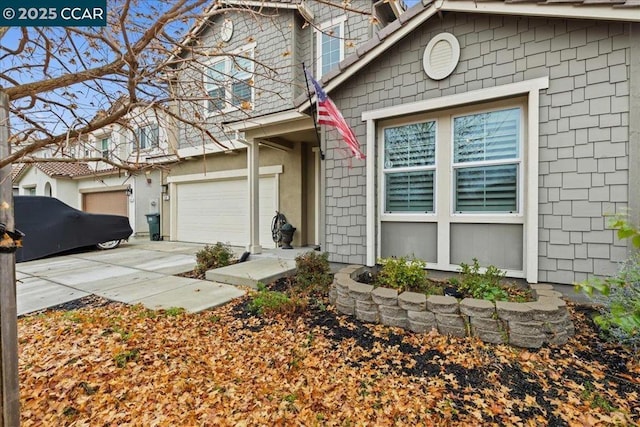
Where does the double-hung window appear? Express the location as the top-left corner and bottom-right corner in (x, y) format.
(205, 45), (255, 114)
(136, 124), (159, 150)
(206, 60), (227, 112)
(316, 17), (345, 78)
(383, 121), (436, 213)
(231, 54), (252, 107)
(452, 107), (521, 213)
(100, 137), (110, 159)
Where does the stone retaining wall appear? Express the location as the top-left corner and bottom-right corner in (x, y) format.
(329, 265), (575, 348)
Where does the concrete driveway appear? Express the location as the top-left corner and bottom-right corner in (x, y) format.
(15, 239), (245, 316)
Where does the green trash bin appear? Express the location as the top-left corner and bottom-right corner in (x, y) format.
(145, 213), (161, 241)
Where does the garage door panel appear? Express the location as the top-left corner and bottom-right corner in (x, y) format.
(176, 177), (276, 248)
(83, 191), (128, 216)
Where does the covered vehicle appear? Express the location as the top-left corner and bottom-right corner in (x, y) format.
(14, 196), (133, 262)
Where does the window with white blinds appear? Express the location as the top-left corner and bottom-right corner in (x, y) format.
(452, 108), (521, 213)
(206, 60), (226, 112)
(383, 121), (436, 213)
(231, 55), (253, 107)
(204, 45), (254, 114)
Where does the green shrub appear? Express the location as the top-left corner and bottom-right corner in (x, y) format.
(195, 242), (235, 275)
(113, 349), (139, 368)
(294, 251), (332, 294)
(376, 256), (428, 293)
(248, 283), (306, 317)
(609, 212), (640, 248)
(457, 258), (508, 302)
(164, 307), (185, 317)
(579, 257), (640, 350)
(576, 214), (640, 350)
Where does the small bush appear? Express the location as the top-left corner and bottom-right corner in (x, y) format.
(457, 258), (508, 302)
(248, 283), (306, 317)
(164, 307), (185, 317)
(576, 214), (640, 350)
(294, 252), (332, 294)
(609, 212), (640, 248)
(195, 242), (235, 275)
(577, 257), (640, 351)
(376, 256), (428, 293)
(113, 349), (139, 368)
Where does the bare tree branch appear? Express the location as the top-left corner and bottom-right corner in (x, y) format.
(1, 0), (374, 172)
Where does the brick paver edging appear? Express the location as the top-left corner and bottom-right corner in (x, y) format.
(328, 265), (575, 348)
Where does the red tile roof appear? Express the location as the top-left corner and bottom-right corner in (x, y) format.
(35, 162), (94, 178)
(10, 163), (28, 183)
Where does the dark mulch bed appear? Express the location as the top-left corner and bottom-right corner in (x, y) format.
(357, 269), (533, 302)
(226, 277), (640, 425)
(176, 270), (205, 279)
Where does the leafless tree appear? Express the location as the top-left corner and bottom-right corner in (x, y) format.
(0, 0), (373, 172)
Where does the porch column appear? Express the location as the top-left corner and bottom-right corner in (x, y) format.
(247, 139), (262, 254)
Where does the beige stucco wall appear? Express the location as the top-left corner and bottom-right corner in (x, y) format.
(163, 144), (311, 247)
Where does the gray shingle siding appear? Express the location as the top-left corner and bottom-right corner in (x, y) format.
(175, 3), (377, 149)
(175, 9), (296, 148)
(324, 13), (631, 283)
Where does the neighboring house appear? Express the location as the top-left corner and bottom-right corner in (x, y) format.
(77, 117), (167, 236)
(164, 0), (404, 250)
(10, 163), (27, 196)
(14, 162), (94, 205)
(288, 0), (639, 285)
(11, 115), (171, 236)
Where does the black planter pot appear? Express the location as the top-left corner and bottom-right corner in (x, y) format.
(280, 223), (296, 249)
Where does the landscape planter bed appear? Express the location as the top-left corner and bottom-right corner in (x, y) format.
(329, 265), (575, 349)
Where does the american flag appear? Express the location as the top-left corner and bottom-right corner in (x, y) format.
(305, 68), (365, 160)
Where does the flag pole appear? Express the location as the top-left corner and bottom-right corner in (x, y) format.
(302, 63), (324, 160)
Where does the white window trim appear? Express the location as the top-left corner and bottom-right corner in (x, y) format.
(204, 42), (257, 116)
(315, 16), (346, 78)
(363, 77), (548, 283)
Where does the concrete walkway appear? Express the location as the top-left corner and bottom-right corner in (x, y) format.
(207, 247), (314, 289)
(17, 239), (587, 316)
(16, 239), (245, 316)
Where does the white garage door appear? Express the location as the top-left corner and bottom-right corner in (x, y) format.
(175, 177), (277, 248)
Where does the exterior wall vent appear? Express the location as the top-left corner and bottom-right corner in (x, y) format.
(423, 32), (460, 81)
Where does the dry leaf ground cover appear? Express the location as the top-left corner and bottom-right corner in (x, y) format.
(18, 285), (640, 426)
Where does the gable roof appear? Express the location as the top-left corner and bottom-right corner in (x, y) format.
(12, 162), (97, 182)
(11, 163), (28, 184)
(296, 0), (640, 110)
(35, 162), (95, 178)
(12, 161), (125, 181)
(172, 0), (309, 63)
(172, 0), (406, 64)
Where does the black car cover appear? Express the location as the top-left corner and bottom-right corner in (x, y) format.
(14, 196), (133, 262)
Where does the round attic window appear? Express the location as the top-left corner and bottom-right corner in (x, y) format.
(423, 33), (460, 81)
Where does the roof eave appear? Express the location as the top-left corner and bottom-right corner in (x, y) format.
(168, 0), (305, 64)
(443, 0), (640, 21)
(297, 0), (640, 111)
